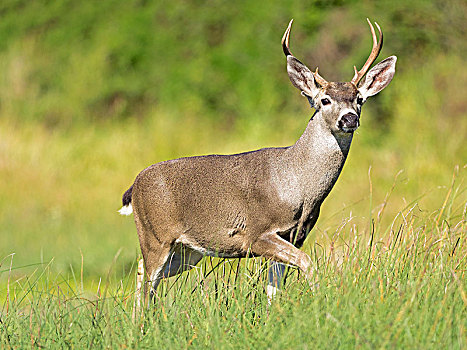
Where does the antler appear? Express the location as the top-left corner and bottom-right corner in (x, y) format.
(313, 68), (328, 87)
(351, 19), (383, 86)
(281, 19), (294, 57)
(282, 19), (328, 87)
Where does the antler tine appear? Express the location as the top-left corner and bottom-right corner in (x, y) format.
(351, 18), (383, 86)
(282, 19), (329, 87)
(314, 67), (329, 87)
(282, 19), (294, 56)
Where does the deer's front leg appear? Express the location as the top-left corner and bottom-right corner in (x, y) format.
(267, 261), (286, 302)
(250, 233), (314, 282)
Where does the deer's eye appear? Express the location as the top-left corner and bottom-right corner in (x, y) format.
(321, 98), (331, 106)
(357, 97), (364, 105)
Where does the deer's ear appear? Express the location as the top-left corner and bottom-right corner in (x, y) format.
(359, 56), (397, 98)
(287, 56), (320, 100)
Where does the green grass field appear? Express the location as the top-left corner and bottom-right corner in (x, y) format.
(0, 0), (466, 348)
(1, 184), (465, 348)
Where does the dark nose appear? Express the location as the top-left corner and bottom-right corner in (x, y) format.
(340, 113), (359, 129)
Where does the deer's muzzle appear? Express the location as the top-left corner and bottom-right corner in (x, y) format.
(338, 112), (360, 132)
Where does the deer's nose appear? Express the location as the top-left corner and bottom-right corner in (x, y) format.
(339, 112), (359, 130)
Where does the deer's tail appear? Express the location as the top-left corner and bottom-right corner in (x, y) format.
(118, 185), (134, 216)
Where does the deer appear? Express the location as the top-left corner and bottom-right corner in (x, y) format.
(120, 19), (396, 308)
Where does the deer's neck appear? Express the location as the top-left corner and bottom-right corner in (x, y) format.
(286, 111), (353, 203)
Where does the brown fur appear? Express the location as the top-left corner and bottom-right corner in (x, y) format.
(325, 82), (359, 102)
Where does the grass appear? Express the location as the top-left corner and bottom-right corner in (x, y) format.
(1, 176), (465, 348)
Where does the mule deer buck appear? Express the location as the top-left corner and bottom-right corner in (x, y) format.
(120, 19), (396, 306)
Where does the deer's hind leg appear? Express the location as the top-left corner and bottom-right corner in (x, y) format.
(144, 244), (173, 303)
(133, 212), (174, 306)
(162, 244), (203, 278)
(132, 239), (173, 318)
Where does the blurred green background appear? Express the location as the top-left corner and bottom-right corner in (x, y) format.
(0, 0), (465, 281)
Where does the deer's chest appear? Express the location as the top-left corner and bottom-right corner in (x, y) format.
(276, 200), (322, 248)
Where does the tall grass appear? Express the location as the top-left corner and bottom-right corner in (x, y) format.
(1, 177), (465, 348)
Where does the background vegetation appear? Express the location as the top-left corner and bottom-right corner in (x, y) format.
(0, 0), (465, 347)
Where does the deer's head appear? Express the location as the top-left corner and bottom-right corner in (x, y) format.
(283, 19), (396, 134)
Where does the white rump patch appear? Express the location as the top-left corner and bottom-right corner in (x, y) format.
(118, 203), (133, 216)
